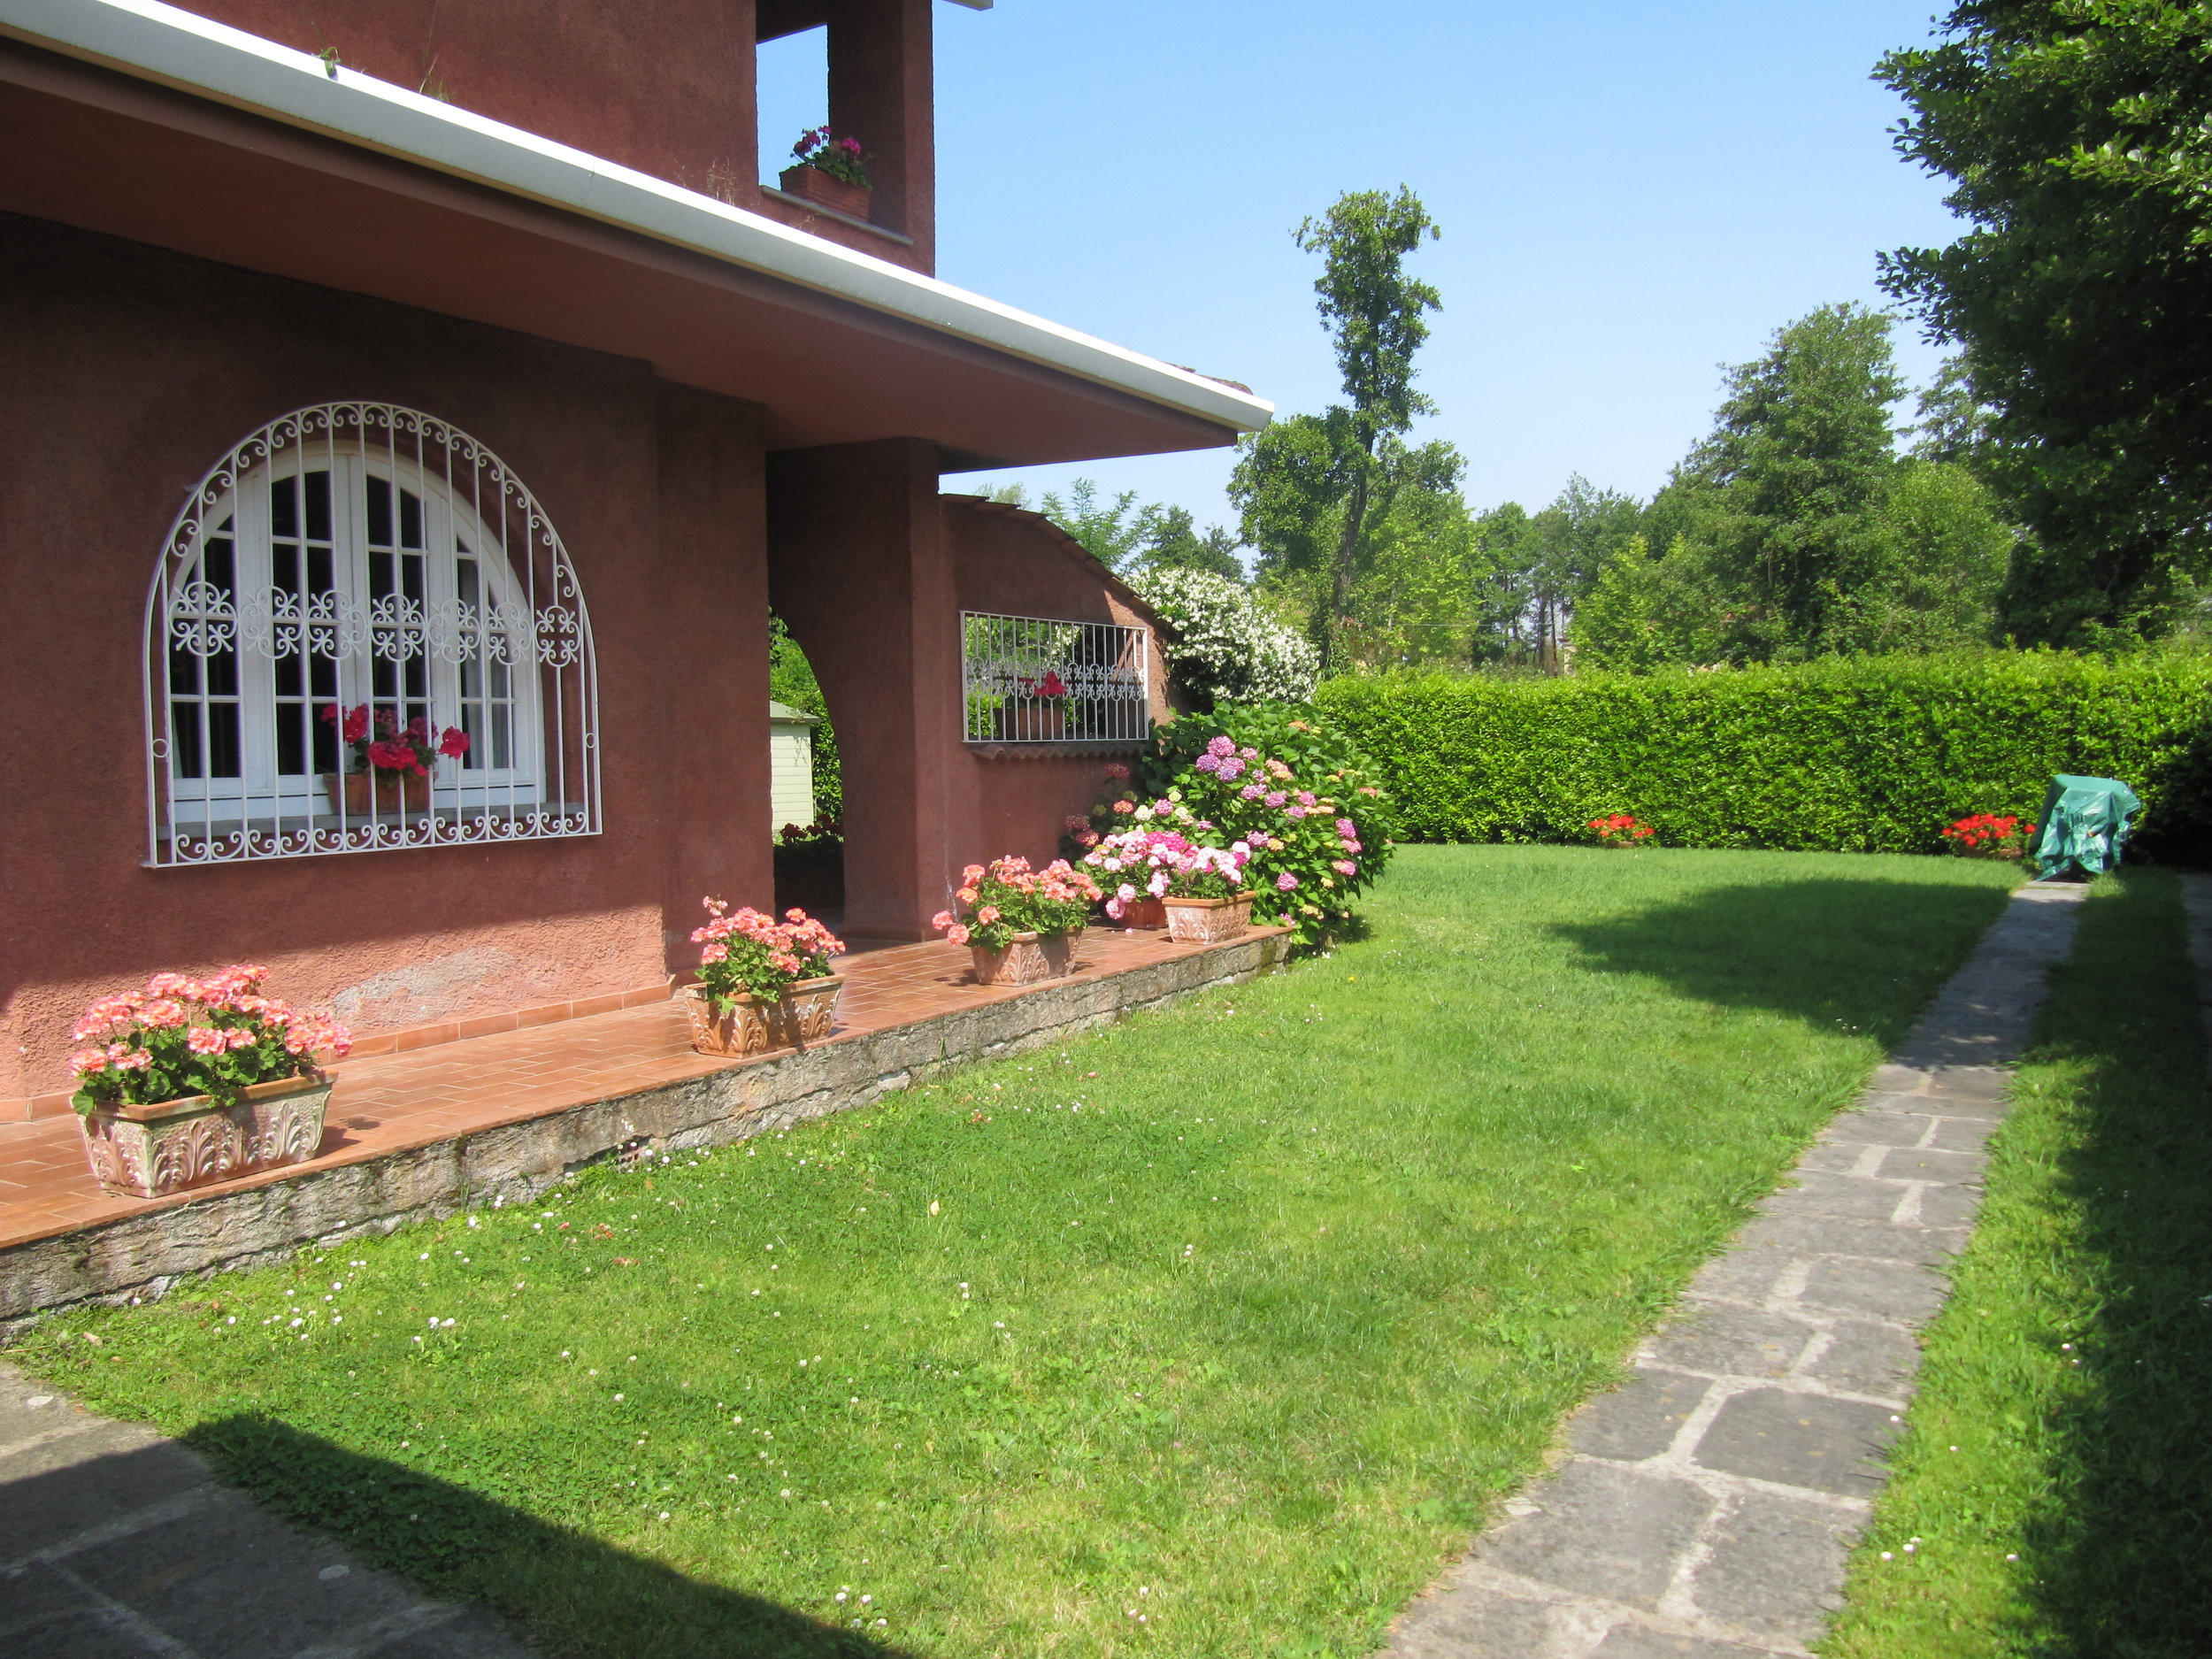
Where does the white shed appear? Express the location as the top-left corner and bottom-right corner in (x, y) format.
(769, 701), (820, 833)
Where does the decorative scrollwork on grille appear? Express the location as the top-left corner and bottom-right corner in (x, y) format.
(145, 402), (603, 866)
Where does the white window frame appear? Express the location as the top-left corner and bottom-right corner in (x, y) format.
(144, 403), (602, 864)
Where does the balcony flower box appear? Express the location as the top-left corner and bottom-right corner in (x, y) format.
(780, 165), (873, 220)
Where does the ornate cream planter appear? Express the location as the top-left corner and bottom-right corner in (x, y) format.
(681, 975), (845, 1058)
(1161, 891), (1257, 945)
(969, 931), (1075, 987)
(77, 1072), (334, 1199)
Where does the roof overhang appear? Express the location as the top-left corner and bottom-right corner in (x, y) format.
(0, 0), (1265, 470)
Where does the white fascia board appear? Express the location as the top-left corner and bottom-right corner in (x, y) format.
(0, 0), (1267, 434)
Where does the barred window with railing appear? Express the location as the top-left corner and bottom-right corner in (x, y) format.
(144, 403), (601, 864)
(960, 611), (1150, 745)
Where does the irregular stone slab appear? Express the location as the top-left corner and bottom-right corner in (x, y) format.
(1642, 1305), (1817, 1380)
(1480, 1461), (1716, 1611)
(1759, 1172), (1909, 1224)
(1568, 1369), (1714, 1463)
(1734, 1213), (1970, 1267)
(1591, 1627), (1777, 1658)
(1690, 1488), (1860, 1644)
(1873, 1145), (1985, 1184)
(1798, 1319), (1922, 1401)
(1796, 1256), (1949, 1324)
(1691, 1386), (1903, 1497)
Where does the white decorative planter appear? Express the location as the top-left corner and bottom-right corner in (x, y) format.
(77, 1072), (334, 1199)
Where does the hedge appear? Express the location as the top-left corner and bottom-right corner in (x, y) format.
(1314, 653), (2212, 856)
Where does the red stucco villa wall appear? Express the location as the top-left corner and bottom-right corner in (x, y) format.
(0, 215), (774, 1101)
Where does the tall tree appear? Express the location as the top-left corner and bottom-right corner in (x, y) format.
(1029, 479), (1166, 572)
(1878, 4), (2212, 641)
(1663, 303), (1908, 657)
(1134, 506), (1248, 580)
(1231, 188), (1443, 675)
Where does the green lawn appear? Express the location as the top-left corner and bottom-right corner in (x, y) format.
(1822, 868), (2212, 1659)
(16, 846), (2021, 1659)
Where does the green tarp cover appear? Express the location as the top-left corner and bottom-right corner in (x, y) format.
(2032, 773), (2142, 877)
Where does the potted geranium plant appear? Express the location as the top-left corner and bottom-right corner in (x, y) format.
(780, 127), (872, 219)
(1157, 840), (1256, 944)
(1083, 826), (1199, 929)
(933, 856), (1102, 986)
(682, 899), (848, 1057)
(68, 966), (351, 1198)
(320, 703), (469, 818)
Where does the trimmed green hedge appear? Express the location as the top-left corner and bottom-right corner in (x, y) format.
(1316, 654), (2212, 856)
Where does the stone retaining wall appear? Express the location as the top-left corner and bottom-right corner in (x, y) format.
(1, 931), (1289, 1332)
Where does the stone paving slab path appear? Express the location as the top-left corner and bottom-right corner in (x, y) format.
(1383, 883), (2088, 1658)
(0, 1361), (539, 1658)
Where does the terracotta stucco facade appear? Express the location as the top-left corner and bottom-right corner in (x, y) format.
(0, 1), (1259, 1107)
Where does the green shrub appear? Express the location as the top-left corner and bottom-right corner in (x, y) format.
(1316, 653), (2212, 856)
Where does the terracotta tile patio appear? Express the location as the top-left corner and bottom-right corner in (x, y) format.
(0, 927), (1263, 1256)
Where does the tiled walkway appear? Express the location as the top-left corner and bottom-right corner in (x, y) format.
(0, 927), (1219, 1256)
(0, 1361), (538, 1658)
(1385, 883), (2089, 1658)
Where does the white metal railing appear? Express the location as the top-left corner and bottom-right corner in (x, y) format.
(143, 403), (602, 864)
(960, 611), (1150, 744)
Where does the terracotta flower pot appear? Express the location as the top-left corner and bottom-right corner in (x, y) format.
(77, 1071), (334, 1199)
(1161, 890), (1256, 945)
(681, 975), (845, 1058)
(779, 165), (873, 220)
(1117, 896), (1168, 930)
(969, 931), (1075, 987)
(323, 770), (428, 817)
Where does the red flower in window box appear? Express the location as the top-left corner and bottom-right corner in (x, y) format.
(319, 703), (469, 818)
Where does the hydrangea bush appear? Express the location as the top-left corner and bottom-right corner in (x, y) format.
(691, 900), (845, 1007)
(1072, 702), (1396, 943)
(1133, 569), (1318, 709)
(68, 965), (351, 1115)
(933, 857), (1102, 950)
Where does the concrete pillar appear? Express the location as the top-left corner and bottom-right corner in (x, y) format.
(656, 384), (773, 967)
(767, 437), (956, 940)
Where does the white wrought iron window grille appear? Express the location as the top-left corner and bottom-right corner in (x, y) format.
(960, 611), (1150, 744)
(144, 403), (602, 864)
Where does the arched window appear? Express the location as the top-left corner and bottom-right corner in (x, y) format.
(145, 404), (601, 864)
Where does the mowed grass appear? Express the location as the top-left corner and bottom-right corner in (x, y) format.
(15, 846), (2021, 1659)
(1823, 868), (2212, 1659)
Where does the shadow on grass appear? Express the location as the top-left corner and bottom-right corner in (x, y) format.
(2004, 872), (2212, 1655)
(171, 1415), (917, 1659)
(1546, 876), (2016, 1048)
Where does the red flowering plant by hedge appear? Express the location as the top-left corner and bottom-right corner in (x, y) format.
(1941, 813), (2034, 860)
(1589, 813), (1656, 846)
(692, 899), (845, 1009)
(321, 703), (468, 777)
(67, 965), (351, 1116)
(791, 127), (869, 188)
(933, 856), (1102, 951)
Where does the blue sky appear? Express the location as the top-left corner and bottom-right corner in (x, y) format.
(763, 2), (1964, 531)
